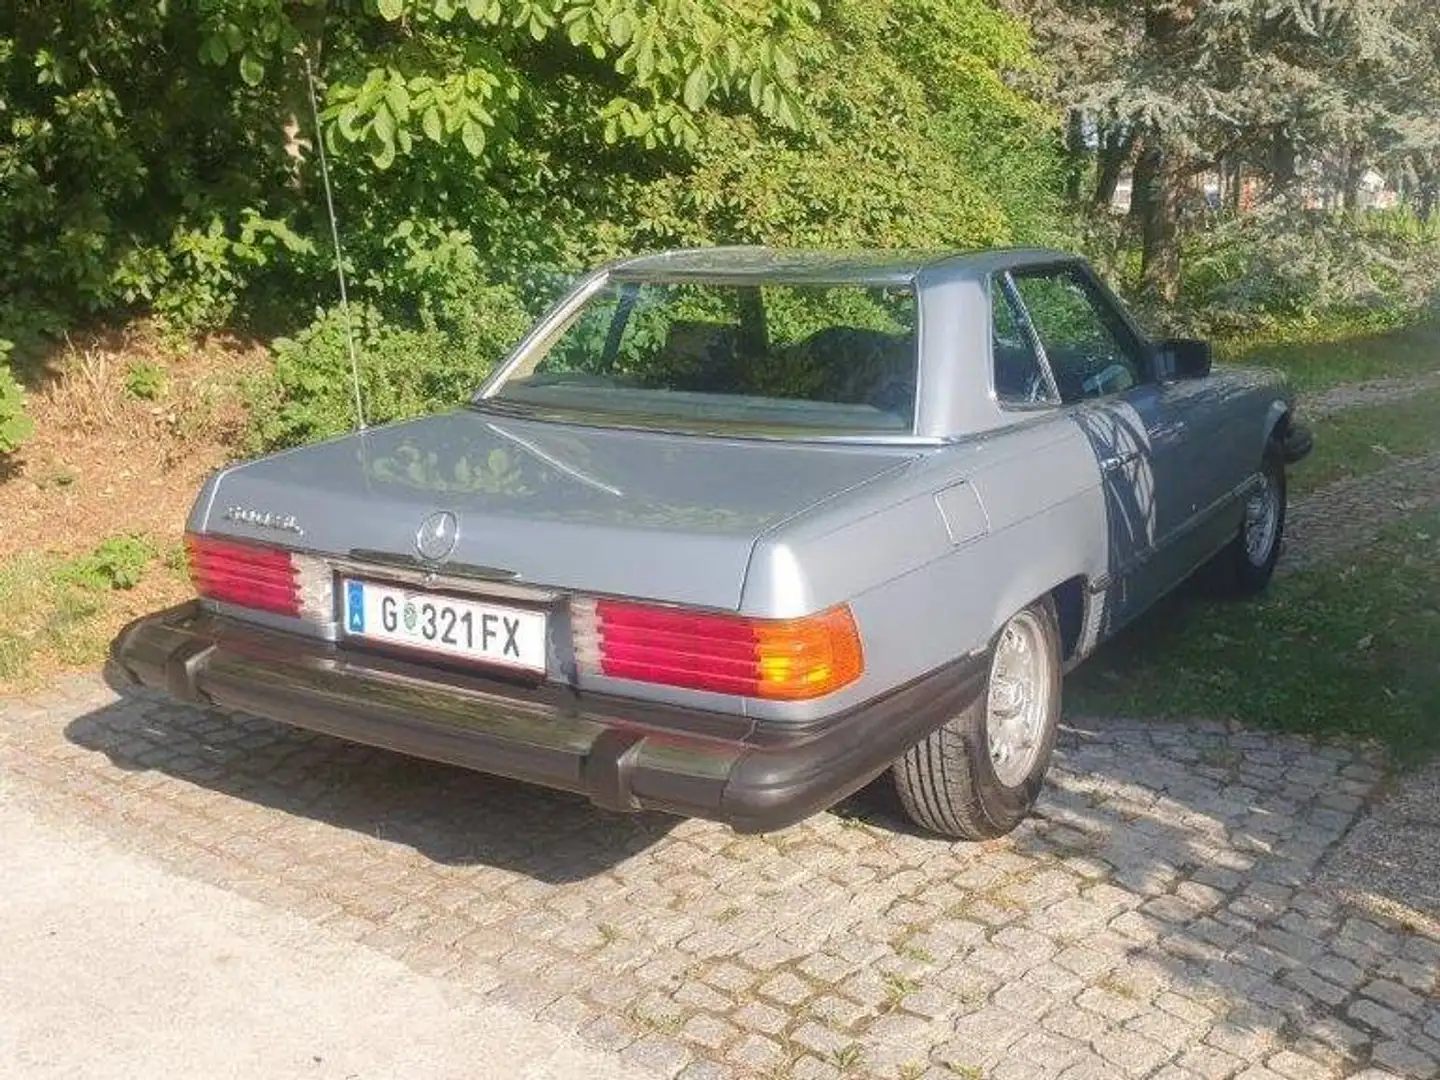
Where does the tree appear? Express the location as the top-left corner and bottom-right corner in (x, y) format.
(1014, 0), (1430, 301)
(628, 0), (1064, 253)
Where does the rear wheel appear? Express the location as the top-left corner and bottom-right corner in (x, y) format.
(893, 598), (1062, 840)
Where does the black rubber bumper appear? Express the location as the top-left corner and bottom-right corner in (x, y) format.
(108, 602), (986, 834)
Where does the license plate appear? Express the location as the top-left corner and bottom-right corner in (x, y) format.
(342, 579), (547, 673)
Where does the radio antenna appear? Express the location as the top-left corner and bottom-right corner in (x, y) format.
(303, 51), (366, 431)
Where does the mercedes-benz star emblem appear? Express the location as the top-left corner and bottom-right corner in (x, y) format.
(414, 510), (459, 564)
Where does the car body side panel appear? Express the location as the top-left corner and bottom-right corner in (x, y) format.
(1152, 365), (1295, 579)
(739, 414), (1107, 723)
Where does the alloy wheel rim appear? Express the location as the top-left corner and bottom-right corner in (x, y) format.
(1244, 475), (1279, 567)
(986, 611), (1051, 788)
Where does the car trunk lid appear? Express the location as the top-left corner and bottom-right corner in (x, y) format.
(197, 412), (919, 611)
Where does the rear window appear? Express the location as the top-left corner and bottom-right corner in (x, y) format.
(481, 280), (918, 436)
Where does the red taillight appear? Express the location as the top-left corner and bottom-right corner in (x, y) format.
(185, 533), (330, 620)
(573, 599), (864, 701)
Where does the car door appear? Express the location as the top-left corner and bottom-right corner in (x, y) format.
(1005, 265), (1194, 630)
(1147, 352), (1250, 558)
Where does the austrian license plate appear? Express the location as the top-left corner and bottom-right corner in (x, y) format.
(342, 579), (547, 673)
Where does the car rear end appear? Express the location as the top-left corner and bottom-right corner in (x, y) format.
(111, 484), (986, 831)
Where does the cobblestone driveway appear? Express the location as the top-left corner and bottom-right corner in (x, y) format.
(2, 672), (1436, 1080)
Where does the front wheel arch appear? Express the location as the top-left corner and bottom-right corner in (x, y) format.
(1263, 401), (1293, 455)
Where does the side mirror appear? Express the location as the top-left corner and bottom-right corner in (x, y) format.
(1156, 338), (1212, 380)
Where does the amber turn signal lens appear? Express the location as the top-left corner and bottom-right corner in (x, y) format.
(751, 605), (865, 700)
(573, 599), (865, 701)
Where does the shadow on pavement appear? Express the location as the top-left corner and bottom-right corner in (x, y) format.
(64, 665), (680, 883)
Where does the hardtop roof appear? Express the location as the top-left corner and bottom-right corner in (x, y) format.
(607, 245), (1079, 287)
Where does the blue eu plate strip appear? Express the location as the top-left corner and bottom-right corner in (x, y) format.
(346, 580), (365, 633)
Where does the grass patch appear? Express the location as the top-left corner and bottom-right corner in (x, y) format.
(1220, 318), (1440, 392)
(882, 973), (919, 1010)
(828, 1044), (865, 1072)
(1289, 387), (1440, 497)
(1068, 510), (1440, 765)
(0, 552), (104, 681)
(54, 534), (156, 591)
(0, 535), (160, 684)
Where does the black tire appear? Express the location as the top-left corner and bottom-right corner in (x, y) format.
(1224, 442), (1287, 595)
(892, 598), (1062, 840)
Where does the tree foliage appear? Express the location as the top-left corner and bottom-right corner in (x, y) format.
(631, 0), (1063, 252)
(0, 342), (33, 455)
(1, 0), (1057, 340)
(1015, 0), (1440, 302)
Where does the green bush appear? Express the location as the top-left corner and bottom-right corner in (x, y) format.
(1178, 207), (1440, 336)
(247, 278), (532, 451)
(0, 341), (35, 456)
(55, 535), (156, 591)
(123, 360), (166, 401)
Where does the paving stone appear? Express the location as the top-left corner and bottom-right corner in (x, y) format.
(946, 1005), (1028, 1059)
(1263, 1050), (1334, 1080)
(1285, 1038), (1352, 1075)
(1360, 977), (1426, 1018)
(728, 1033), (785, 1072)
(1092, 1028), (1171, 1077)
(583, 1013), (640, 1053)
(1152, 1068), (1207, 1080)
(1232, 1068), (1285, 1080)
(732, 1000), (789, 1037)
(790, 1056), (843, 1080)
(1379, 956), (1437, 995)
(901, 986), (961, 1022)
(1348, 997), (1412, 1040)
(1076, 985), (1147, 1023)
(675, 1062), (729, 1080)
(808, 993), (873, 1030)
(702, 962), (755, 995)
(1054, 945), (1113, 978)
(1125, 1007), (1206, 1052)
(1179, 1043), (1247, 1080)
(790, 1021), (852, 1059)
(992, 979), (1055, 1018)
(1010, 1029), (1089, 1071)
(758, 971), (812, 1008)
(1042, 1005), (1108, 1045)
(1305, 1015), (1372, 1056)
(1371, 1040), (1439, 1079)
(1057, 1054), (1130, 1080)
(1205, 1017), (1281, 1062)
(680, 1014), (739, 1052)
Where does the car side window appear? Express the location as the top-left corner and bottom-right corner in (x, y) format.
(990, 277), (1057, 407)
(1010, 268), (1147, 404)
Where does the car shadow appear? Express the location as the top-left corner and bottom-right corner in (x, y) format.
(64, 664), (681, 883)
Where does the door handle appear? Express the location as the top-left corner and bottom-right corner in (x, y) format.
(1101, 450), (1140, 472)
